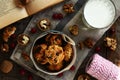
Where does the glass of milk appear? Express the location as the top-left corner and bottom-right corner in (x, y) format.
(82, 0), (116, 29)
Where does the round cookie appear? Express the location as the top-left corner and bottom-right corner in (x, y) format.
(0, 60), (13, 73)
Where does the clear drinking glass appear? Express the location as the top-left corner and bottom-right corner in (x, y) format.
(81, 0), (116, 29)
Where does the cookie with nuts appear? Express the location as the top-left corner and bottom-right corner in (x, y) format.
(63, 3), (75, 13)
(104, 37), (117, 51)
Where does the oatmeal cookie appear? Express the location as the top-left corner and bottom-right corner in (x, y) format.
(64, 44), (73, 62)
(34, 44), (47, 64)
(45, 34), (62, 45)
(84, 38), (94, 48)
(48, 62), (63, 71)
(45, 45), (64, 65)
(78, 74), (91, 80)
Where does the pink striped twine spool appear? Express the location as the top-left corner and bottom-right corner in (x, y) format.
(86, 54), (120, 80)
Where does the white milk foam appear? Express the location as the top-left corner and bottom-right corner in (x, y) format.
(83, 0), (116, 28)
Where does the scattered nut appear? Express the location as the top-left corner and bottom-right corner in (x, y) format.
(0, 60), (13, 73)
(78, 74), (91, 80)
(37, 19), (51, 31)
(78, 41), (84, 50)
(104, 37), (117, 51)
(63, 3), (75, 13)
(3, 26), (16, 42)
(0, 43), (9, 53)
(17, 34), (30, 46)
(84, 38), (94, 48)
(69, 25), (79, 36)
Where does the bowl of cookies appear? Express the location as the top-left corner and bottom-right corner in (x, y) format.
(30, 30), (76, 75)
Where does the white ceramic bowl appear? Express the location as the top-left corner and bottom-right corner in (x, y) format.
(30, 30), (76, 75)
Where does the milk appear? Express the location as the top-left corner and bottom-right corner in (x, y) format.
(83, 0), (116, 29)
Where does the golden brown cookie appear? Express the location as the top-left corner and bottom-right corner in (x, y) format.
(0, 60), (13, 73)
(48, 62), (63, 71)
(64, 43), (73, 62)
(45, 45), (64, 65)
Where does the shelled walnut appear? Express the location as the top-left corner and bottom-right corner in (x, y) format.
(84, 38), (94, 48)
(69, 25), (79, 36)
(37, 19), (51, 31)
(104, 37), (117, 51)
(63, 3), (75, 13)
